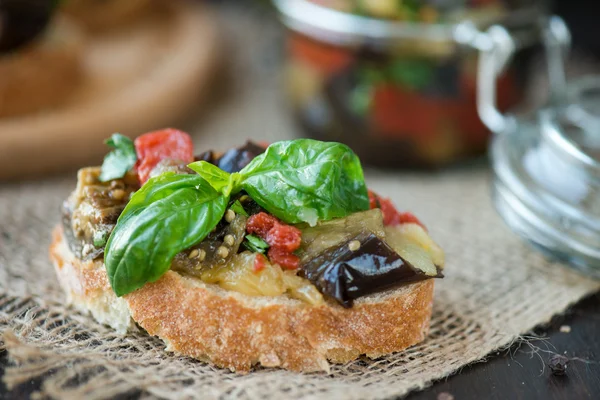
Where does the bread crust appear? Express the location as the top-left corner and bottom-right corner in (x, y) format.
(50, 226), (434, 373)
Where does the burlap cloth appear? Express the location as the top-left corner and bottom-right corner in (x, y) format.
(1, 3), (599, 399)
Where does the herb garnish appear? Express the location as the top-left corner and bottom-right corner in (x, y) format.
(243, 235), (269, 254)
(105, 139), (369, 296)
(230, 200), (248, 217)
(105, 173), (227, 296)
(99, 134), (137, 182)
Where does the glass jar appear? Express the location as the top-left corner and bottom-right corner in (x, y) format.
(274, 0), (543, 168)
(479, 20), (600, 276)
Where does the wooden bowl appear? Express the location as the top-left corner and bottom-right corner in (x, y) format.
(0, 1), (220, 180)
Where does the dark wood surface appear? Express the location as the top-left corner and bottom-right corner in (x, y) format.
(1, 292), (598, 400)
(408, 292), (600, 400)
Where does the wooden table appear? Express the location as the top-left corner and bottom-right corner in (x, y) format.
(409, 293), (600, 400)
(1, 292), (598, 399)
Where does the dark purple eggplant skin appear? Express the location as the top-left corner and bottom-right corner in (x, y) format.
(300, 232), (439, 308)
(0, 0), (57, 54)
(217, 141), (266, 173)
(194, 141), (266, 173)
(194, 150), (217, 164)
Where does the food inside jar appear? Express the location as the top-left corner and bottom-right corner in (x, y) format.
(285, 30), (523, 168)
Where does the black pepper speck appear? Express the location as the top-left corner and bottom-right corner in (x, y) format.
(548, 354), (569, 376)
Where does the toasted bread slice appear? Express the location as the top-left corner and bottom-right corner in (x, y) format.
(50, 226), (434, 373)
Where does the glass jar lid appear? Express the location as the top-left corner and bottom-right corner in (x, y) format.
(481, 21), (600, 276)
(492, 82), (600, 276)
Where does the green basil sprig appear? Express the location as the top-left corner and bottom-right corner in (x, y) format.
(243, 235), (269, 254)
(99, 133), (137, 182)
(230, 200), (248, 217)
(239, 140), (369, 225)
(105, 139), (369, 297)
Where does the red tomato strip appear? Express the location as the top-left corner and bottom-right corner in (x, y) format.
(267, 248), (299, 271)
(253, 253), (267, 273)
(246, 212), (278, 237)
(134, 128), (194, 184)
(265, 224), (302, 253)
(368, 190), (427, 230)
(247, 212), (302, 270)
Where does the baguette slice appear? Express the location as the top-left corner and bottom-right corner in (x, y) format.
(50, 226), (435, 373)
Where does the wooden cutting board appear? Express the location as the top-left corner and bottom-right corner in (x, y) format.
(0, 1), (219, 180)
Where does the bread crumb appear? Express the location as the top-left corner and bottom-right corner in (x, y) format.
(560, 325), (571, 333)
(437, 392), (454, 400)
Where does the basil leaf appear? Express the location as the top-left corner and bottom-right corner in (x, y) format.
(188, 160), (243, 197)
(230, 200), (248, 217)
(244, 234), (269, 253)
(240, 139), (369, 225)
(105, 173), (227, 296)
(99, 133), (137, 182)
(188, 161), (230, 192)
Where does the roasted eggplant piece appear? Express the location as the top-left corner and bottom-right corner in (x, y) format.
(194, 150), (217, 163)
(385, 224), (445, 269)
(195, 251), (323, 305)
(217, 141), (265, 173)
(192, 141), (265, 173)
(297, 209), (386, 263)
(300, 231), (441, 307)
(63, 167), (139, 260)
(171, 213), (248, 275)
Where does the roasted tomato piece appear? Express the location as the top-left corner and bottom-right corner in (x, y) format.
(134, 128), (194, 184)
(247, 212), (302, 270)
(368, 190), (426, 230)
(246, 212), (278, 237)
(265, 224), (302, 253)
(268, 247), (299, 270)
(253, 253), (267, 272)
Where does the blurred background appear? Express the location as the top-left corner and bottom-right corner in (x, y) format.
(0, 0), (598, 180)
